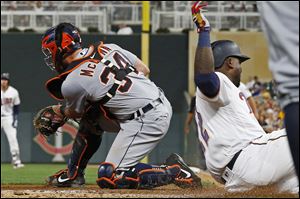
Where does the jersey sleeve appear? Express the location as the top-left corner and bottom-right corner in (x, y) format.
(197, 72), (231, 106)
(61, 80), (87, 114)
(238, 82), (252, 99)
(105, 43), (138, 66)
(13, 90), (21, 105)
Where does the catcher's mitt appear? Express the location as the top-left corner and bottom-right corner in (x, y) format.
(33, 105), (67, 137)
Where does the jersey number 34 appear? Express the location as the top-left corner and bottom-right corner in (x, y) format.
(100, 52), (133, 93)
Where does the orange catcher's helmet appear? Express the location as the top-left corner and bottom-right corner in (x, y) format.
(41, 23), (82, 73)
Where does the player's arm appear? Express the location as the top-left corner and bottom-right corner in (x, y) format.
(120, 45), (150, 76)
(63, 106), (82, 118)
(192, 1), (220, 98)
(51, 104), (82, 119)
(109, 44), (150, 76)
(247, 96), (259, 119)
(53, 81), (87, 119)
(12, 105), (20, 128)
(12, 91), (21, 128)
(184, 112), (194, 134)
(133, 58), (150, 76)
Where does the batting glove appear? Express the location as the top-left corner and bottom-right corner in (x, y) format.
(191, 1), (210, 32)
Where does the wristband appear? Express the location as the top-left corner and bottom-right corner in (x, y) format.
(197, 30), (211, 48)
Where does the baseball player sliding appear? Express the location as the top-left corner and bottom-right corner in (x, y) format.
(1, 73), (24, 169)
(191, 1), (298, 193)
(36, 22), (201, 189)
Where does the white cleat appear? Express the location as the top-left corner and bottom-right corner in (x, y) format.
(13, 163), (25, 169)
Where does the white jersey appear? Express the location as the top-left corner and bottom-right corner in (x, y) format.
(1, 86), (20, 117)
(195, 72), (265, 176)
(238, 82), (252, 99)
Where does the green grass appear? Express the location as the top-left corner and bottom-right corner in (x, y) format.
(1, 163), (99, 185)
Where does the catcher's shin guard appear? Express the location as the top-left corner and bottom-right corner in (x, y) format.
(68, 132), (103, 179)
(46, 132), (102, 187)
(96, 162), (181, 189)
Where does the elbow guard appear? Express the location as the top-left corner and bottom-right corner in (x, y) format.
(194, 72), (220, 98)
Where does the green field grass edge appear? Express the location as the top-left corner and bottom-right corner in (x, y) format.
(1, 163), (98, 185)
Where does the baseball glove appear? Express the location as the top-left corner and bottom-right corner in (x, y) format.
(33, 105), (67, 137)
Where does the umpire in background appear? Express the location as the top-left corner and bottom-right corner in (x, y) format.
(258, 2), (299, 181)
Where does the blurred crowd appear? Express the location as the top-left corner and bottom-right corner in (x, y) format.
(2, 1), (134, 11)
(2, 1), (260, 33)
(2, 1), (258, 12)
(246, 76), (284, 133)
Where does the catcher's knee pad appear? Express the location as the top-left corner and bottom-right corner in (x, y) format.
(96, 162), (119, 189)
(68, 133), (102, 179)
(96, 162), (181, 189)
(96, 162), (139, 189)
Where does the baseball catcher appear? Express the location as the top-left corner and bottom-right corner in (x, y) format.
(37, 22), (202, 189)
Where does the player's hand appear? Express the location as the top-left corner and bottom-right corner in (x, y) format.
(33, 105), (67, 137)
(191, 1), (210, 32)
(12, 118), (18, 128)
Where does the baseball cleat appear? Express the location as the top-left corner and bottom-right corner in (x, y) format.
(13, 163), (25, 169)
(46, 169), (85, 188)
(165, 153), (202, 189)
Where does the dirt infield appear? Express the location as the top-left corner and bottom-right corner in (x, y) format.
(1, 171), (298, 198)
(1, 184), (298, 198)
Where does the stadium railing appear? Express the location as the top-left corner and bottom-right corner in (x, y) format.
(1, 1), (260, 33)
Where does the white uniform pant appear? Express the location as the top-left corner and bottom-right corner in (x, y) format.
(105, 95), (172, 169)
(1, 116), (20, 156)
(223, 129), (299, 193)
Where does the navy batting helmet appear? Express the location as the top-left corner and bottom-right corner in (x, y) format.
(1, 73), (10, 81)
(211, 40), (250, 69)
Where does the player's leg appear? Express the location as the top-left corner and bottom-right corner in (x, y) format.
(225, 129), (298, 193)
(97, 99), (202, 189)
(258, 1), (299, 181)
(284, 103), (299, 180)
(46, 118), (103, 187)
(2, 116), (23, 168)
(104, 98), (173, 168)
(97, 102), (173, 189)
(97, 161), (182, 189)
(275, 172), (299, 194)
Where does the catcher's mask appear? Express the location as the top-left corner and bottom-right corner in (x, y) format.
(41, 23), (82, 73)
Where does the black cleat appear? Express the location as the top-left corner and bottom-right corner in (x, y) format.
(165, 153), (202, 189)
(46, 169), (85, 188)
